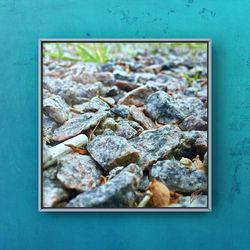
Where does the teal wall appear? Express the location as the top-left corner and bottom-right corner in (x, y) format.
(0, 1), (249, 249)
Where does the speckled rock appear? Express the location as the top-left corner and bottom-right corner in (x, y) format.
(130, 125), (182, 169)
(118, 86), (153, 107)
(111, 105), (131, 119)
(115, 120), (140, 139)
(135, 73), (156, 84)
(43, 179), (69, 207)
(87, 134), (140, 171)
(74, 96), (110, 113)
(67, 164), (143, 208)
(129, 106), (155, 130)
(43, 114), (58, 137)
(179, 115), (207, 131)
(43, 95), (69, 124)
(52, 111), (107, 141)
(113, 69), (134, 82)
(150, 159), (207, 193)
(179, 96), (206, 120)
(169, 195), (208, 208)
(146, 91), (185, 124)
(57, 153), (102, 192)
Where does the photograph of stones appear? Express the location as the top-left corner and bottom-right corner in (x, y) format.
(41, 40), (210, 210)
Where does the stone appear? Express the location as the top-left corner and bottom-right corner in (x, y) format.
(173, 131), (207, 159)
(146, 91), (185, 124)
(135, 73), (156, 84)
(115, 120), (140, 139)
(113, 69), (134, 82)
(118, 86), (153, 107)
(150, 159), (207, 193)
(43, 95), (69, 124)
(129, 106), (155, 130)
(57, 153), (102, 192)
(87, 134), (140, 171)
(130, 125), (182, 169)
(169, 195), (208, 208)
(179, 96), (206, 119)
(43, 179), (69, 207)
(100, 118), (118, 131)
(111, 105), (131, 119)
(74, 96), (110, 112)
(108, 166), (124, 179)
(43, 114), (58, 137)
(67, 164), (142, 208)
(52, 111), (107, 141)
(179, 115), (207, 131)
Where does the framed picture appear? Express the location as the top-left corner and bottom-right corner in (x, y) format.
(39, 39), (211, 212)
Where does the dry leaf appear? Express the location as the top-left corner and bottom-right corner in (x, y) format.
(98, 96), (114, 107)
(170, 191), (182, 205)
(69, 107), (84, 114)
(99, 175), (107, 185)
(192, 155), (204, 170)
(64, 144), (89, 155)
(148, 179), (170, 208)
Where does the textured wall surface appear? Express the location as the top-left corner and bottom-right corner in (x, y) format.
(0, 1), (249, 249)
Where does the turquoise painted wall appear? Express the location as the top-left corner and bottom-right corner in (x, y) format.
(0, 1), (249, 249)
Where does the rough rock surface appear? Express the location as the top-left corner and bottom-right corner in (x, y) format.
(43, 179), (69, 207)
(43, 95), (69, 124)
(130, 125), (182, 169)
(150, 159), (207, 193)
(169, 195), (208, 208)
(74, 96), (110, 112)
(67, 164), (142, 208)
(115, 120), (141, 139)
(146, 91), (185, 124)
(87, 134), (140, 171)
(179, 115), (207, 131)
(52, 111), (107, 141)
(129, 106), (155, 130)
(57, 153), (102, 192)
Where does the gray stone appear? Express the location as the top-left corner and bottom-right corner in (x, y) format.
(129, 106), (155, 130)
(130, 125), (182, 169)
(43, 114), (58, 137)
(146, 91), (185, 124)
(111, 105), (131, 119)
(87, 134), (140, 171)
(52, 111), (107, 141)
(43, 95), (69, 124)
(67, 164), (142, 208)
(43, 179), (69, 207)
(135, 73), (156, 84)
(74, 96), (110, 113)
(150, 159), (207, 193)
(175, 131), (207, 159)
(169, 195), (208, 208)
(179, 96), (206, 119)
(57, 153), (102, 192)
(115, 120), (140, 139)
(113, 69), (134, 82)
(179, 115), (207, 131)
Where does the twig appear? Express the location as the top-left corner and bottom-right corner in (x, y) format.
(137, 191), (152, 208)
(89, 119), (102, 140)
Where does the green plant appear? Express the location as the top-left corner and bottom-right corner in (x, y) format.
(75, 43), (109, 63)
(47, 43), (78, 61)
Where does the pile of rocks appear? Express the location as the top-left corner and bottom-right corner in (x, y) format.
(42, 44), (208, 208)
